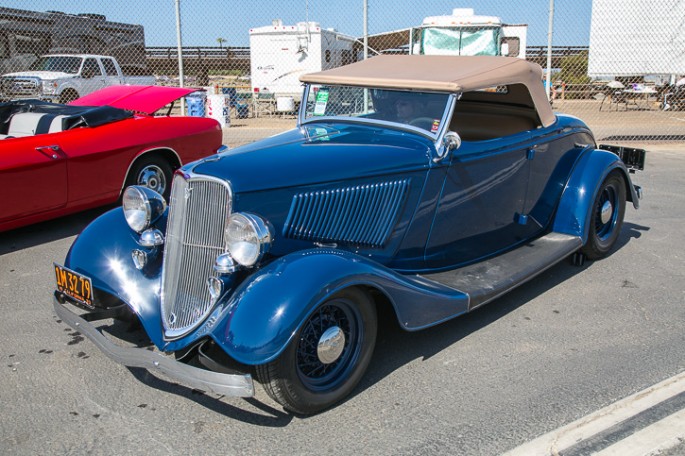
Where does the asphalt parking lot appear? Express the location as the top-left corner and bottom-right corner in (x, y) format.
(0, 143), (683, 455)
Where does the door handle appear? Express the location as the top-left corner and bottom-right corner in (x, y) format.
(36, 145), (63, 159)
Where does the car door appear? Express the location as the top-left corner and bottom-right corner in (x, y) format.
(424, 131), (534, 268)
(80, 57), (106, 94)
(0, 136), (68, 223)
(523, 129), (595, 233)
(100, 58), (122, 86)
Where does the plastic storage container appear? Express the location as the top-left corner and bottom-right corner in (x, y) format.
(206, 94), (230, 128)
(185, 92), (206, 117)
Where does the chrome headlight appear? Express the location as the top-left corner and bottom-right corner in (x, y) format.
(122, 186), (167, 233)
(225, 213), (272, 267)
(41, 80), (57, 95)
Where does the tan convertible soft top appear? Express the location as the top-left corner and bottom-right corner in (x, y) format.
(300, 55), (555, 127)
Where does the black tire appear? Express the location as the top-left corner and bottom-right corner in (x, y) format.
(125, 155), (173, 201)
(59, 90), (79, 104)
(256, 288), (377, 415)
(580, 171), (626, 260)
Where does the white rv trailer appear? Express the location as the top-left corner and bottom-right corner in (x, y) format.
(249, 20), (356, 101)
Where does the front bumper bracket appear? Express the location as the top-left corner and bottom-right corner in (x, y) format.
(53, 295), (255, 398)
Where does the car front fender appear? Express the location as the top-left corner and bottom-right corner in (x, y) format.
(210, 249), (469, 366)
(63, 207), (166, 345)
(552, 147), (639, 242)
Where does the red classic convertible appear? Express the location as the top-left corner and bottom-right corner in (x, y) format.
(0, 85), (223, 232)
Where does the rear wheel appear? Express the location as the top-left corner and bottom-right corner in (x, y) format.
(581, 171), (626, 260)
(256, 288), (377, 415)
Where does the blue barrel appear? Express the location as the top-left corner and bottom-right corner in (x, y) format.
(186, 93), (206, 117)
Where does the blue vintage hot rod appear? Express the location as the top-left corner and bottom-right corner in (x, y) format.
(53, 55), (644, 414)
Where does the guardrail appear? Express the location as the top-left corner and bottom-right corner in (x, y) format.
(145, 46), (250, 60)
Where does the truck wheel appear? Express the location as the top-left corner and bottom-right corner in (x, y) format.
(581, 171), (626, 260)
(59, 90), (79, 104)
(256, 288), (377, 415)
(126, 155), (173, 201)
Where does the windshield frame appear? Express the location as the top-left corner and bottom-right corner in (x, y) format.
(298, 83), (458, 145)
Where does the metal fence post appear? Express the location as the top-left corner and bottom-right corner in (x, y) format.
(546, 0), (554, 101)
(175, 0), (186, 113)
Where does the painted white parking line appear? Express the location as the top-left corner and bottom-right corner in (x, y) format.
(503, 371), (685, 456)
(594, 407), (685, 456)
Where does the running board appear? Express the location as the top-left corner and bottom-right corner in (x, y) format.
(421, 232), (583, 311)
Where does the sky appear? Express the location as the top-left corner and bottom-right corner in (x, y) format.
(2, 0), (592, 47)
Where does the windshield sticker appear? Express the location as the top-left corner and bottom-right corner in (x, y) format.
(314, 127), (330, 141)
(431, 119), (441, 133)
(313, 89), (330, 116)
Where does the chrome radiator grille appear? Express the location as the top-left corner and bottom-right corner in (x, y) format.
(1, 77), (41, 96)
(161, 174), (231, 339)
(283, 180), (409, 247)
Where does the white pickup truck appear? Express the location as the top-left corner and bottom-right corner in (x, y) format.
(0, 54), (155, 103)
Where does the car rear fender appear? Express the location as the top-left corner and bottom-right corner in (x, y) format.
(212, 250), (469, 365)
(552, 147), (639, 242)
(120, 147), (181, 194)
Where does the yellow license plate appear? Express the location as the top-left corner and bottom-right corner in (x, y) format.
(54, 263), (93, 307)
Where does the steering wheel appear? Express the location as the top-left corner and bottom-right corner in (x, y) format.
(408, 117), (435, 129)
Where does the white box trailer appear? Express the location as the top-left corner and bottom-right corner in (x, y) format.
(588, 0), (685, 79)
(410, 8), (527, 59)
(249, 20), (356, 101)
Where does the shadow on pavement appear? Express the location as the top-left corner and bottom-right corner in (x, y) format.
(0, 205), (113, 256)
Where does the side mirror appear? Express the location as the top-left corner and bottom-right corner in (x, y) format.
(501, 37), (520, 58)
(443, 131), (462, 151)
(435, 131), (461, 162)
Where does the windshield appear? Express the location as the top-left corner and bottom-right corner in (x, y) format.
(28, 56), (82, 74)
(420, 27), (501, 56)
(303, 84), (451, 134)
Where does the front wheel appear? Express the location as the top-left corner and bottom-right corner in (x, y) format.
(581, 171), (626, 260)
(256, 288), (377, 415)
(59, 89), (79, 104)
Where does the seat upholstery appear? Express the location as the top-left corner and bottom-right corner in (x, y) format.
(7, 113), (46, 137)
(450, 113), (537, 141)
(7, 112), (66, 137)
(48, 115), (67, 133)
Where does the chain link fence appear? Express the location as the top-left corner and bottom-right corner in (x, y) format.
(1, 1), (683, 147)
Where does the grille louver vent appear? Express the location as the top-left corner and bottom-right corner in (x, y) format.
(283, 180), (409, 247)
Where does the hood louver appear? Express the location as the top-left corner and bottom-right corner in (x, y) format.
(283, 180), (409, 247)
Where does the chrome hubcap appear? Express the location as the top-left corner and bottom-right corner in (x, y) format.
(138, 165), (166, 194)
(317, 326), (346, 364)
(600, 200), (613, 225)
